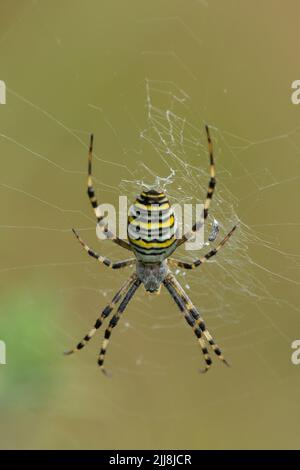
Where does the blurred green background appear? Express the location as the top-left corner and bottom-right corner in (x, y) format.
(0, 0), (300, 450)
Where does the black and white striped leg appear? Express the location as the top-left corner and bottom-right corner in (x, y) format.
(98, 278), (141, 375)
(169, 225), (236, 270)
(166, 273), (229, 368)
(163, 278), (213, 373)
(177, 125), (216, 248)
(86, 134), (132, 251)
(64, 275), (137, 355)
(72, 229), (135, 269)
(203, 124), (216, 220)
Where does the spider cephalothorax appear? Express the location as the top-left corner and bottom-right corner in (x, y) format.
(65, 126), (236, 374)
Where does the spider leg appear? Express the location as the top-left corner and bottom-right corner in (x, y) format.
(176, 125), (216, 248)
(169, 225), (236, 270)
(87, 134), (132, 251)
(64, 274), (137, 355)
(163, 276), (213, 373)
(98, 277), (141, 375)
(72, 229), (135, 269)
(165, 273), (229, 368)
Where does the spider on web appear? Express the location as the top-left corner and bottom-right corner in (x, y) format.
(65, 125), (237, 374)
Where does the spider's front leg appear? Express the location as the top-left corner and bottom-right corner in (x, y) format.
(72, 229), (136, 269)
(169, 225), (236, 270)
(64, 274), (137, 355)
(164, 276), (213, 373)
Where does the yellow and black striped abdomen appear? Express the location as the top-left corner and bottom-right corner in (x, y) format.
(128, 190), (177, 263)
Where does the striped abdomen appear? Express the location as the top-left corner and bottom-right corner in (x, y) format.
(128, 190), (177, 263)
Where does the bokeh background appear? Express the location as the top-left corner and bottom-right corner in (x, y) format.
(0, 0), (300, 450)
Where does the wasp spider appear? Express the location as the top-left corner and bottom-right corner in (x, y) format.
(65, 126), (237, 374)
